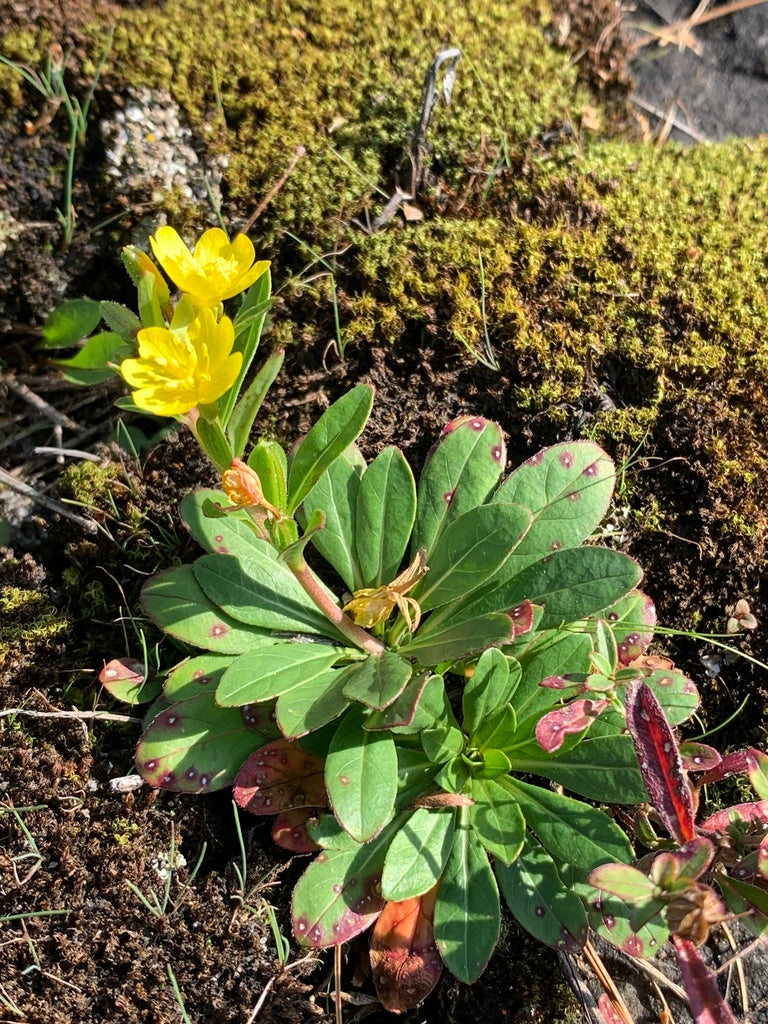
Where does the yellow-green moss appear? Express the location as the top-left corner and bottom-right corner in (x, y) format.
(58, 461), (123, 507)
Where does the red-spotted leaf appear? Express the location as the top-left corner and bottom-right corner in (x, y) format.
(411, 415), (505, 559)
(234, 739), (327, 815)
(607, 590), (656, 665)
(679, 742), (722, 773)
(759, 836), (768, 879)
(370, 886), (442, 1013)
(272, 807), (323, 853)
(574, 876), (668, 958)
(142, 565), (277, 654)
(136, 692), (267, 793)
(672, 935), (738, 1024)
(635, 662), (699, 726)
(291, 824), (393, 947)
(241, 701), (280, 738)
(496, 837), (587, 951)
(624, 681), (695, 844)
(535, 698), (609, 753)
(99, 657), (160, 704)
(699, 800), (768, 834)
(509, 599), (535, 637)
(598, 994), (628, 1024)
(747, 747), (768, 799)
(163, 654), (233, 700)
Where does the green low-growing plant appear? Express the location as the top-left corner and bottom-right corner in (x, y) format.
(103, 380), (717, 1010)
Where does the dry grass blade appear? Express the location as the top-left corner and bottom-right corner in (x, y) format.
(583, 940), (637, 1024)
(631, 0), (768, 52)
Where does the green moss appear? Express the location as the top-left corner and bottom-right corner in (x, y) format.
(58, 461), (122, 507)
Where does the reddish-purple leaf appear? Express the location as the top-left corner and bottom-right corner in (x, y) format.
(651, 838), (715, 889)
(535, 699), (609, 753)
(759, 836), (768, 879)
(234, 739), (327, 815)
(508, 600), (534, 637)
(679, 742), (722, 773)
(597, 994), (627, 1024)
(672, 935), (738, 1024)
(272, 807), (322, 853)
(370, 886), (442, 1012)
(699, 800), (768, 834)
(624, 681), (695, 844)
(697, 749), (749, 786)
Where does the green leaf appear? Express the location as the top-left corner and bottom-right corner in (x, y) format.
(227, 346), (285, 459)
(326, 705), (399, 841)
(287, 385), (374, 513)
(496, 836), (587, 950)
(431, 547), (642, 633)
(509, 735), (648, 804)
(41, 297), (101, 348)
(589, 863), (657, 902)
(275, 665), (351, 738)
(180, 489), (264, 557)
(355, 446), (416, 588)
(473, 704), (517, 752)
(141, 565), (278, 654)
(462, 648), (518, 735)
(381, 808), (456, 901)
(193, 551), (341, 637)
(341, 650), (412, 710)
(99, 658), (161, 705)
(470, 778), (525, 865)
(221, 269), (272, 425)
(247, 440), (288, 512)
(501, 777), (633, 869)
(300, 444), (366, 592)
(364, 672), (435, 732)
(492, 442), (615, 572)
(163, 654), (234, 700)
(402, 612), (514, 666)
(136, 692), (267, 794)
(411, 415), (505, 559)
(100, 300), (141, 337)
(566, 868), (668, 957)
(57, 331), (129, 384)
(215, 645), (345, 706)
(415, 503), (532, 612)
(433, 807), (500, 983)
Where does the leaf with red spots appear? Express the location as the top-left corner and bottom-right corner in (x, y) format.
(99, 658), (160, 705)
(496, 836), (587, 951)
(535, 698), (609, 753)
(136, 692), (269, 793)
(272, 807), (323, 853)
(411, 415), (505, 559)
(601, 590), (656, 665)
(747, 747), (768, 799)
(672, 935), (739, 1024)
(566, 868), (668, 959)
(598, 994), (629, 1024)
(179, 489), (264, 557)
(234, 738), (327, 815)
(699, 800), (768, 834)
(492, 440), (615, 573)
(291, 820), (396, 947)
(628, 662), (699, 726)
(163, 654), (234, 700)
(325, 705), (398, 842)
(651, 838), (716, 887)
(760, 836), (768, 879)
(370, 886), (442, 1012)
(679, 742), (722, 773)
(141, 565), (277, 654)
(624, 680), (695, 845)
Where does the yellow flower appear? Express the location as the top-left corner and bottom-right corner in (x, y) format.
(343, 550), (428, 633)
(149, 226), (269, 308)
(120, 306), (241, 416)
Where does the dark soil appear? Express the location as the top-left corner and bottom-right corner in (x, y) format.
(2, 3), (767, 1024)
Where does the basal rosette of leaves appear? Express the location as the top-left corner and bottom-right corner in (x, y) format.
(107, 387), (704, 1012)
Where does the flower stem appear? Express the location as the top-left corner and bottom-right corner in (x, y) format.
(285, 552), (386, 655)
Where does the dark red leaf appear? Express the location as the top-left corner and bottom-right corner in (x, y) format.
(234, 739), (326, 815)
(624, 681), (695, 844)
(679, 742), (722, 773)
(697, 749), (749, 786)
(370, 885), (442, 1013)
(597, 994), (627, 1024)
(272, 807), (322, 853)
(508, 600), (534, 637)
(672, 935), (738, 1024)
